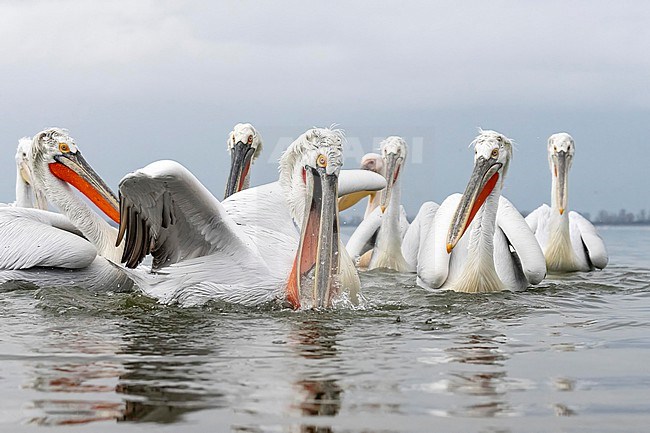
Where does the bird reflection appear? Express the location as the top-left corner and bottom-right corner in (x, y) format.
(295, 379), (342, 417)
(25, 328), (126, 425)
(287, 318), (343, 433)
(114, 314), (225, 423)
(289, 319), (340, 359)
(445, 332), (507, 366)
(443, 331), (514, 418)
(24, 305), (226, 426)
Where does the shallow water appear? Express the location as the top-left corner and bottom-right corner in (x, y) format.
(0, 226), (649, 432)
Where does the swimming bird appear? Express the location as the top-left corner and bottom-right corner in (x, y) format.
(346, 137), (411, 271)
(224, 123), (263, 199)
(413, 130), (545, 293)
(525, 133), (608, 272)
(116, 127), (387, 308)
(0, 128), (123, 270)
(0, 137), (48, 209)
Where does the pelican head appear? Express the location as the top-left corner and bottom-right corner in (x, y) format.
(281, 127), (344, 309)
(15, 138), (33, 187)
(447, 130), (513, 253)
(378, 136), (407, 213)
(224, 123), (263, 199)
(30, 128), (120, 223)
(15, 137), (48, 209)
(360, 152), (384, 173)
(547, 132), (574, 215)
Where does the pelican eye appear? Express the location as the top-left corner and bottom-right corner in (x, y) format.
(58, 142), (70, 153)
(247, 135), (253, 144)
(491, 148), (499, 158)
(317, 154), (327, 168)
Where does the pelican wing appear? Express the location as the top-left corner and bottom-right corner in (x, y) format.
(402, 201), (439, 269)
(346, 207), (382, 260)
(0, 208), (95, 270)
(496, 197), (546, 284)
(569, 211), (608, 269)
(118, 160), (255, 270)
(416, 194), (460, 288)
(524, 204), (551, 250)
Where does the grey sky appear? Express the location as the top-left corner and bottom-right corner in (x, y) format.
(1, 1), (649, 218)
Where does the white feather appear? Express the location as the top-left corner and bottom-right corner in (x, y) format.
(118, 128), (385, 306)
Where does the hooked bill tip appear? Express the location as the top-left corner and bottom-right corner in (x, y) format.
(380, 205), (387, 213)
(559, 208), (565, 215)
(446, 243), (453, 254)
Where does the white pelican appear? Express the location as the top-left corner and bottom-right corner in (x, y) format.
(413, 130), (545, 293)
(0, 137), (47, 209)
(0, 128), (123, 270)
(224, 123), (263, 199)
(525, 133), (608, 272)
(116, 127), (387, 308)
(345, 137), (411, 272)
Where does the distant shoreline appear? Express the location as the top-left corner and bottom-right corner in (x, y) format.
(593, 222), (650, 227)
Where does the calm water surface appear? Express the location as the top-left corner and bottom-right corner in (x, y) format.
(0, 226), (649, 432)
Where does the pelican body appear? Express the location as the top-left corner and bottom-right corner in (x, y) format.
(525, 133), (608, 272)
(412, 130), (545, 293)
(0, 128), (123, 270)
(346, 137), (411, 272)
(116, 128), (386, 308)
(224, 123), (262, 199)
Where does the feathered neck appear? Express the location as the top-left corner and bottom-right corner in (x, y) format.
(371, 176), (410, 271)
(14, 171), (34, 208)
(452, 179), (504, 293)
(546, 175), (578, 271)
(31, 150), (122, 263)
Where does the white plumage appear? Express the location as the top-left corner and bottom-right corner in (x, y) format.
(0, 137), (48, 209)
(525, 133), (608, 272)
(0, 128), (123, 270)
(346, 137), (411, 272)
(117, 127), (386, 308)
(407, 130), (546, 293)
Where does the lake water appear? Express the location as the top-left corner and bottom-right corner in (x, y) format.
(0, 225), (648, 432)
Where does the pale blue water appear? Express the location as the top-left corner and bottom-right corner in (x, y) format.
(0, 226), (648, 432)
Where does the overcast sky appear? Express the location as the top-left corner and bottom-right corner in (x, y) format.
(2, 0), (649, 218)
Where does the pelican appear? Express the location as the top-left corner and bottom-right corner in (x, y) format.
(413, 130), (545, 293)
(525, 133), (608, 272)
(345, 137), (411, 272)
(224, 123), (263, 199)
(0, 137), (48, 209)
(0, 128), (123, 270)
(116, 127), (386, 308)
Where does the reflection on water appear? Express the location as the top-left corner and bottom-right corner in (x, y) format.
(5, 227), (650, 431)
(115, 311), (225, 423)
(443, 331), (514, 418)
(287, 319), (343, 433)
(24, 327), (126, 425)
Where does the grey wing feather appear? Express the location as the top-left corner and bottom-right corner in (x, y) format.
(117, 160), (253, 270)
